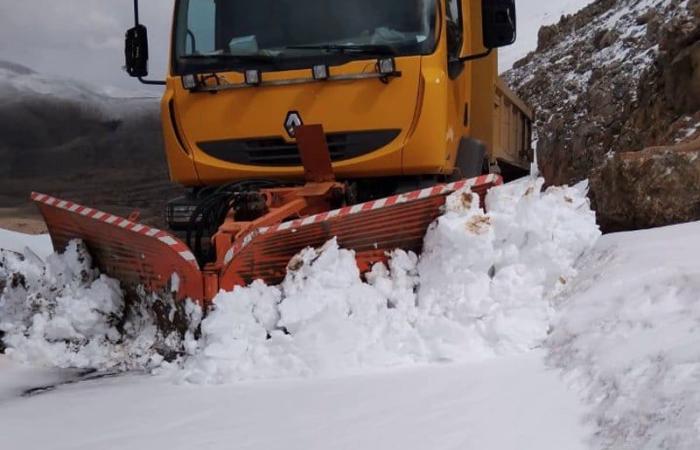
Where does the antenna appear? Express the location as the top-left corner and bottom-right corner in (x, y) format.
(134, 0), (140, 26)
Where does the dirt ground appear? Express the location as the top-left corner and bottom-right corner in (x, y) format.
(0, 207), (47, 234)
(0, 167), (183, 234)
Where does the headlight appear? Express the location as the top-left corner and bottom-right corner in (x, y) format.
(244, 69), (262, 86)
(377, 58), (397, 75)
(181, 74), (198, 90)
(312, 64), (329, 80)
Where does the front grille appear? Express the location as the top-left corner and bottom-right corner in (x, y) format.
(198, 130), (400, 167)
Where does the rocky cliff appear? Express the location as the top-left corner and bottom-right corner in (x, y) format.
(505, 0), (699, 183)
(505, 0), (700, 230)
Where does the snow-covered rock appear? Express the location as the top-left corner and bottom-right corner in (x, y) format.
(505, 0), (700, 187)
(590, 136), (700, 231)
(499, 0), (597, 73)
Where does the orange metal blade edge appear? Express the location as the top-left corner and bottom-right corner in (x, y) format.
(219, 174), (502, 290)
(30, 192), (205, 302)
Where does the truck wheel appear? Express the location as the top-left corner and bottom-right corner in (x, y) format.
(455, 138), (487, 178)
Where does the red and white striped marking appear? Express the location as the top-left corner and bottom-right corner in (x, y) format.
(222, 174), (501, 266)
(31, 192), (199, 269)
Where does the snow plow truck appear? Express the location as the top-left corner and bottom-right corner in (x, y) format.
(32, 0), (533, 304)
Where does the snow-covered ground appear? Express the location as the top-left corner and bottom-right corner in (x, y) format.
(5, 176), (700, 448)
(0, 352), (590, 450)
(548, 221), (700, 449)
(499, 0), (596, 73)
(0, 177), (598, 449)
(0, 229), (52, 260)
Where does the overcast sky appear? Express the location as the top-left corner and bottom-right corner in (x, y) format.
(0, 0), (172, 96)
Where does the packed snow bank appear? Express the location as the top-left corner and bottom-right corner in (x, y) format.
(0, 242), (201, 369)
(547, 221), (700, 449)
(180, 177), (600, 383)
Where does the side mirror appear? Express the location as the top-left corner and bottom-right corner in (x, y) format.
(125, 24), (149, 78)
(482, 0), (516, 49)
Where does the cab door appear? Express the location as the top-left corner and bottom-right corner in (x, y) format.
(444, 0), (471, 173)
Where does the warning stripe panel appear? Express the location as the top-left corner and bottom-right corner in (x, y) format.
(220, 174), (501, 290)
(223, 174), (502, 265)
(31, 193), (203, 301)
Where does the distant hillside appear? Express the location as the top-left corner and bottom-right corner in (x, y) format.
(0, 61), (178, 227)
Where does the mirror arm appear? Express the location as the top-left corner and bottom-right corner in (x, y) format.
(457, 48), (493, 63)
(133, 0), (140, 26)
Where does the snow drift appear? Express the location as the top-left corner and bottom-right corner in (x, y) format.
(547, 221), (700, 450)
(0, 242), (200, 369)
(0, 177), (601, 384)
(180, 177), (600, 383)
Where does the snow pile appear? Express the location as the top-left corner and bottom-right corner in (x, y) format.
(547, 222), (700, 449)
(0, 177), (600, 383)
(0, 242), (199, 370)
(179, 177), (600, 383)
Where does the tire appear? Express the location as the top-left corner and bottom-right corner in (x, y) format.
(455, 138), (488, 179)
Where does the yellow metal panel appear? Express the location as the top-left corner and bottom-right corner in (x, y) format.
(160, 88), (201, 185)
(167, 57), (423, 184)
(160, 0), (532, 186)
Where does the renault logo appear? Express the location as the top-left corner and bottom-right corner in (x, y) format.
(284, 111), (303, 138)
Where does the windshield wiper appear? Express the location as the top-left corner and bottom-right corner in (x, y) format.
(286, 44), (398, 56)
(180, 53), (280, 63)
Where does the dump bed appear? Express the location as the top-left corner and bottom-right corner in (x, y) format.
(492, 77), (534, 172)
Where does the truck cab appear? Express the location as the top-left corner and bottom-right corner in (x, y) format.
(127, 0), (532, 190)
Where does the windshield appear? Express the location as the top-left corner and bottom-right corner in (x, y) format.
(173, 0), (437, 74)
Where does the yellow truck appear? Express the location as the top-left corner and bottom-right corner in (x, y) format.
(33, 0), (533, 303)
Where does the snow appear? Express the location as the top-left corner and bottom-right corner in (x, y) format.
(548, 221), (700, 449)
(499, 0), (596, 73)
(0, 229), (53, 259)
(10, 177), (700, 447)
(0, 241), (199, 370)
(0, 352), (590, 450)
(0, 62), (158, 100)
(178, 177), (599, 383)
(0, 177), (599, 383)
(0, 356), (78, 403)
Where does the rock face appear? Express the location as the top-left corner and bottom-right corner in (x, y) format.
(591, 137), (700, 231)
(505, 0), (700, 187)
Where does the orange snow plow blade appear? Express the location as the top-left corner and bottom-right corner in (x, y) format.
(31, 193), (204, 301)
(219, 175), (501, 290)
(32, 174), (501, 304)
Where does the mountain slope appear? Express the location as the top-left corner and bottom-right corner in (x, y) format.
(0, 61), (177, 227)
(505, 0), (700, 186)
(499, 0), (596, 72)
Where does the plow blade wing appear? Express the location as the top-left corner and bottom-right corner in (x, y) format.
(220, 174), (502, 290)
(31, 193), (204, 301)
